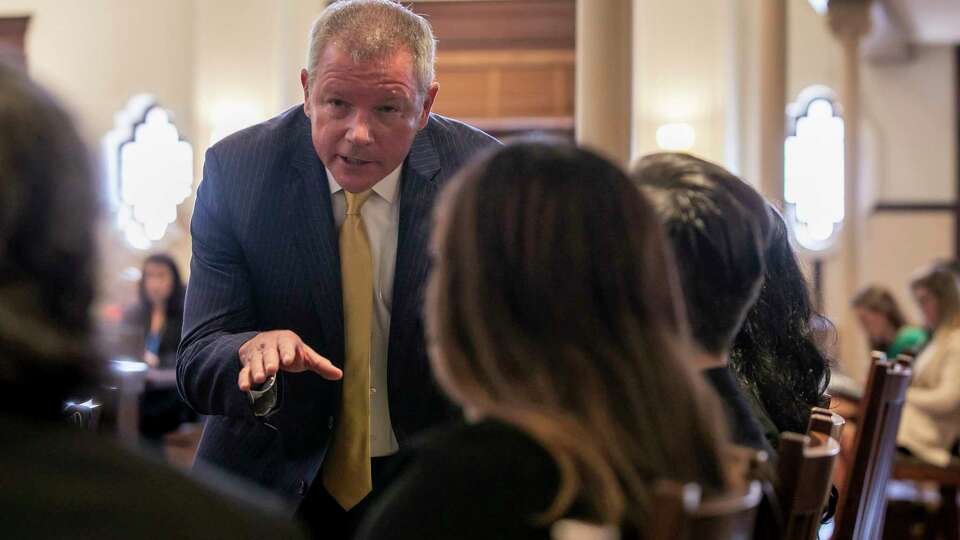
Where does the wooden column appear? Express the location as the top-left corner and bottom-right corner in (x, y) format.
(955, 46), (960, 258)
(575, 0), (632, 166)
(758, 0), (787, 208)
(828, 0), (872, 377)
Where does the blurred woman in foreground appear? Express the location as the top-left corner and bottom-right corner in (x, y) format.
(358, 142), (738, 539)
(0, 60), (301, 538)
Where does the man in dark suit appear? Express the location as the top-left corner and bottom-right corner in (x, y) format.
(177, 0), (498, 536)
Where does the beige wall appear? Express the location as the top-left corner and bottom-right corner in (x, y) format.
(862, 45), (956, 203)
(787, 0), (843, 101)
(1, 0), (195, 142)
(1, 0), (196, 307)
(1, 1), (322, 309)
(862, 213), (954, 318)
(631, 0), (732, 166)
(192, 0), (319, 155)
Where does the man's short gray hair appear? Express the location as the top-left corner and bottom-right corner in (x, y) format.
(306, 0), (437, 94)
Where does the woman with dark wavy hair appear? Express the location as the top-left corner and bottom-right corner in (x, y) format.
(729, 207), (832, 447)
(359, 141), (737, 539)
(631, 152), (774, 455)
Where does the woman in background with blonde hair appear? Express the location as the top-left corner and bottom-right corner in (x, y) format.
(358, 141), (737, 539)
(897, 263), (960, 466)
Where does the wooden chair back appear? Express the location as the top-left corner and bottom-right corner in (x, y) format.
(650, 480), (761, 540)
(776, 432), (841, 540)
(833, 354), (912, 540)
(808, 408), (845, 441)
(894, 353), (914, 369)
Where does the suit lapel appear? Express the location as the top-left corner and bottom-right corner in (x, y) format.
(288, 115), (345, 366)
(389, 127), (442, 363)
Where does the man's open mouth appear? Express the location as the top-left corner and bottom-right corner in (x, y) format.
(339, 155), (373, 166)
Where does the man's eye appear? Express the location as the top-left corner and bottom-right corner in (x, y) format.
(328, 99), (347, 107)
(378, 105), (399, 113)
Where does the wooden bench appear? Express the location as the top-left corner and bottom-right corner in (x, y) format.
(833, 355), (912, 540)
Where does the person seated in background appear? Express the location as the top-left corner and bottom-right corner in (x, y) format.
(357, 142), (738, 539)
(123, 253), (197, 441)
(852, 285), (928, 361)
(897, 263), (960, 466)
(730, 207), (832, 450)
(0, 60), (303, 538)
(630, 153), (774, 455)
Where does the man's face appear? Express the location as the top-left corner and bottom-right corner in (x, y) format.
(302, 45), (439, 193)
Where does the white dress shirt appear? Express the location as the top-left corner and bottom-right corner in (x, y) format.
(327, 165), (401, 457)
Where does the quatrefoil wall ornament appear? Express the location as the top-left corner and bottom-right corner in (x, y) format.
(785, 86), (845, 252)
(104, 95), (193, 250)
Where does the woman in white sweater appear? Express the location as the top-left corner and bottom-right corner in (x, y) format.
(897, 263), (960, 466)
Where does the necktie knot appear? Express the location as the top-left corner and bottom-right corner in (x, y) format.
(345, 190), (373, 215)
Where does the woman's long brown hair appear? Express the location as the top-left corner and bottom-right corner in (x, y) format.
(852, 286), (908, 331)
(425, 141), (732, 530)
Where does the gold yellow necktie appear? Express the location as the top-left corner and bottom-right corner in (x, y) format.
(323, 189), (374, 510)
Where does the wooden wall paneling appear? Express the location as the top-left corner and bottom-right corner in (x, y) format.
(413, 1), (575, 139)
(487, 68), (502, 117)
(434, 68), (491, 118)
(499, 65), (561, 117)
(433, 49), (575, 119)
(412, 0), (574, 51)
(0, 17), (30, 67)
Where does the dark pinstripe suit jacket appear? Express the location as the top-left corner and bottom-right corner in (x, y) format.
(177, 105), (498, 504)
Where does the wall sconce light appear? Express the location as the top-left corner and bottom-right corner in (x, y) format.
(656, 123), (695, 151)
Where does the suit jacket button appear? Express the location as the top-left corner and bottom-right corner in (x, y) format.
(297, 479), (308, 496)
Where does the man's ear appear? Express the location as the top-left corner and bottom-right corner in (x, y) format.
(301, 69), (312, 117)
(418, 82), (440, 129)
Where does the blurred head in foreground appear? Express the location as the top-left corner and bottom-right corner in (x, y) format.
(0, 60), (100, 418)
(426, 140), (732, 529)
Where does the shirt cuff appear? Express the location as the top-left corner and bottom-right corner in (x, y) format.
(248, 375), (279, 417)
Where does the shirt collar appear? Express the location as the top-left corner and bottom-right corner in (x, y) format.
(326, 163), (402, 204)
